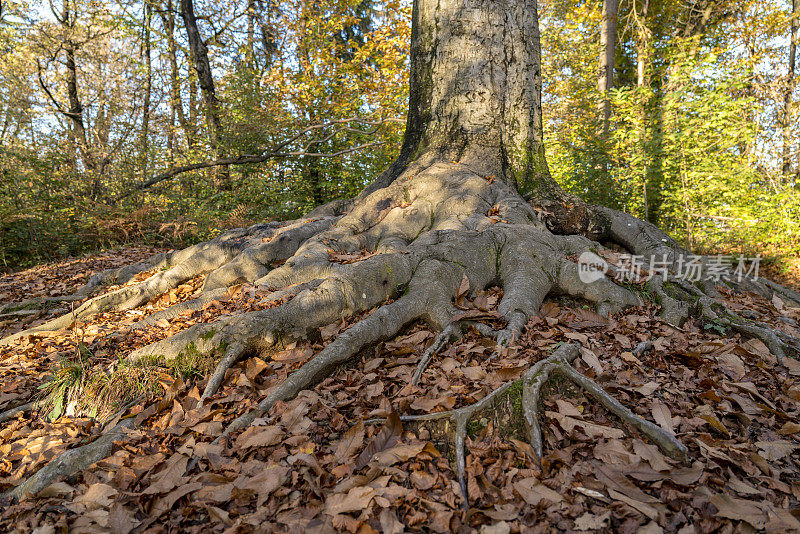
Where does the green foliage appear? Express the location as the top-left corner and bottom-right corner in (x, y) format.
(0, 0), (408, 270)
(541, 0), (800, 258)
(0, 0), (797, 271)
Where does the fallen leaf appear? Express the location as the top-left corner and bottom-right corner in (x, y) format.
(235, 425), (284, 449)
(513, 478), (563, 506)
(650, 401), (674, 434)
(74, 483), (118, 511)
(356, 411), (402, 470)
(325, 486), (376, 515)
(547, 411), (624, 439)
(607, 488), (658, 520)
(573, 511), (610, 531)
(710, 493), (767, 529)
(108, 503), (137, 534)
(334, 420), (365, 463)
(755, 440), (797, 461)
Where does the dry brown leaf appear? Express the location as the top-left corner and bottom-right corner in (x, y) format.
(371, 442), (440, 467)
(710, 493), (767, 529)
(142, 454), (189, 495)
(74, 483), (118, 511)
(698, 413), (730, 438)
(755, 440), (797, 461)
(234, 465), (290, 500)
(778, 421), (800, 435)
(355, 411), (402, 470)
(607, 488), (658, 520)
(546, 411), (625, 439)
(325, 486), (376, 515)
(580, 348), (604, 374)
(108, 503), (137, 534)
(573, 511), (611, 531)
(334, 420), (365, 463)
(236, 425), (284, 449)
(650, 401), (674, 434)
(513, 478), (563, 506)
(410, 396), (456, 412)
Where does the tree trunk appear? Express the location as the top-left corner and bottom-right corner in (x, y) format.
(636, 0), (649, 88)
(783, 0), (798, 176)
(62, 37), (95, 173)
(598, 0), (618, 140)
(140, 0), (153, 177)
(246, 0), (256, 66)
(398, 0), (554, 199)
(180, 0), (230, 188)
(60, 0), (99, 198)
(160, 0), (194, 152)
(636, 0), (650, 220)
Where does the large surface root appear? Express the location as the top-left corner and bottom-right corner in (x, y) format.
(3, 157), (797, 505)
(399, 343), (687, 508)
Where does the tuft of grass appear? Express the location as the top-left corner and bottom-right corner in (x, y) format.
(37, 358), (86, 421)
(35, 337), (221, 422)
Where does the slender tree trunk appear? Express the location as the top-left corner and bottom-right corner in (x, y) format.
(598, 0), (618, 140)
(636, 0), (649, 88)
(636, 0), (650, 220)
(64, 46), (95, 173)
(258, 0), (277, 65)
(140, 1), (153, 177)
(783, 0), (798, 176)
(188, 53), (199, 139)
(246, 0), (256, 66)
(180, 0), (230, 188)
(160, 1), (193, 152)
(60, 0), (100, 198)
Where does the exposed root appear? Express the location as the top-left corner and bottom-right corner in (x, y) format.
(0, 217), (338, 346)
(5, 418), (137, 500)
(401, 343), (687, 508)
(412, 323), (463, 385)
(0, 400), (36, 424)
(218, 292), (427, 442)
(694, 297), (800, 365)
(7, 158), (791, 508)
(575, 205), (800, 354)
(646, 276), (690, 327)
(411, 320), (496, 385)
(201, 342), (247, 399)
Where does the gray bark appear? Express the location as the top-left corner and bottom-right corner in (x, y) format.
(783, 0), (798, 176)
(180, 0), (230, 187)
(160, 0), (194, 151)
(598, 0), (618, 140)
(399, 0), (554, 199)
(140, 0), (153, 175)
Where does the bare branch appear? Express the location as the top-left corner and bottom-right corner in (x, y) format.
(112, 117), (402, 201)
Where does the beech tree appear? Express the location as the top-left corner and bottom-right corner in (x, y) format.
(4, 0), (800, 500)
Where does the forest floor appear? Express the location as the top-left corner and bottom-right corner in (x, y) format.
(0, 247), (799, 533)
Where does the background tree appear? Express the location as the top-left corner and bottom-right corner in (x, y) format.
(541, 0), (800, 255)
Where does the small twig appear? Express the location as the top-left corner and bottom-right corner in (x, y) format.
(412, 321), (498, 384)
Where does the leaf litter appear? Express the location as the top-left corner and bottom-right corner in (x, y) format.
(0, 250), (798, 532)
